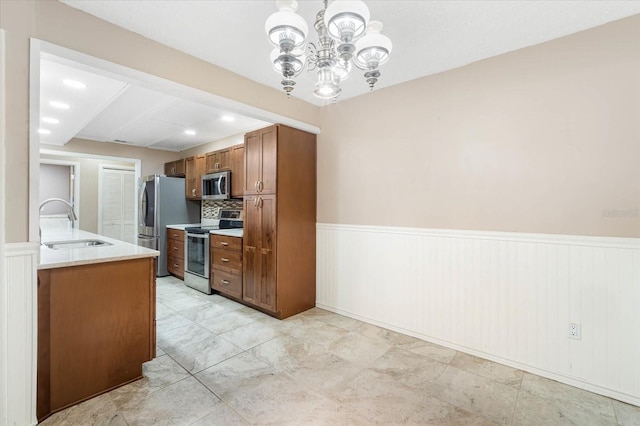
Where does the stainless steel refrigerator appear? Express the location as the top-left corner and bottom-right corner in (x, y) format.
(138, 175), (200, 276)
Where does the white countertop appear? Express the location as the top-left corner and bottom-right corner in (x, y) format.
(39, 228), (159, 270)
(166, 224), (200, 230)
(209, 228), (243, 238)
(167, 223), (243, 238)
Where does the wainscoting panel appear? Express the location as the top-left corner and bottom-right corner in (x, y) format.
(316, 223), (640, 406)
(2, 243), (39, 426)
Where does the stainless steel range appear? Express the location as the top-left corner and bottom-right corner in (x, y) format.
(184, 208), (243, 294)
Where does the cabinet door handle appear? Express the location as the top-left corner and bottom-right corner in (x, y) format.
(221, 279), (230, 285)
(173, 264), (179, 267)
(258, 197), (263, 209)
(220, 242), (229, 246)
(221, 258), (230, 262)
(254, 181), (259, 192)
(254, 197), (258, 208)
(173, 247), (179, 251)
(192, 188), (196, 196)
(258, 180), (263, 193)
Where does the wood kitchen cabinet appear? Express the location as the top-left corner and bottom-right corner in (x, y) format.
(242, 124), (316, 319)
(205, 148), (231, 173)
(164, 159), (185, 177)
(167, 228), (185, 279)
(230, 143), (245, 199)
(243, 126), (277, 195)
(210, 234), (243, 299)
(185, 154), (205, 199)
(37, 258), (156, 422)
(243, 194), (277, 312)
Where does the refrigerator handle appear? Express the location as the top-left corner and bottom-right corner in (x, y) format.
(139, 182), (146, 227)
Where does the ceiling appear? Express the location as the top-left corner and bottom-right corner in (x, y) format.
(42, 0), (640, 151)
(38, 54), (271, 150)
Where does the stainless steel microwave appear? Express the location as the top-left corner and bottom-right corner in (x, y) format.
(202, 171), (230, 200)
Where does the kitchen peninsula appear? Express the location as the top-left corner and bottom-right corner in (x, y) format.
(37, 228), (159, 422)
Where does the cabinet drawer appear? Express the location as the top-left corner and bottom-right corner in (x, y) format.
(210, 270), (242, 299)
(167, 229), (184, 241)
(211, 249), (242, 274)
(210, 234), (242, 251)
(167, 238), (184, 259)
(167, 256), (184, 278)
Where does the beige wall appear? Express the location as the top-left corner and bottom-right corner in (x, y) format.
(44, 138), (180, 177)
(317, 14), (640, 238)
(0, 0), (319, 243)
(180, 133), (245, 159)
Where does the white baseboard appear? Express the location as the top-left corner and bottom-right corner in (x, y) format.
(317, 223), (640, 407)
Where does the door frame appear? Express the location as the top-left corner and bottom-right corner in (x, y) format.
(97, 164), (136, 242)
(39, 158), (81, 229)
(0, 28), (7, 426)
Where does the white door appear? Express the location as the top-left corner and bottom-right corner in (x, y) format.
(99, 166), (136, 243)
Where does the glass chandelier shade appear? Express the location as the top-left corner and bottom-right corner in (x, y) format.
(354, 21), (392, 70)
(265, 0), (309, 51)
(323, 0), (370, 43)
(266, 0), (392, 100)
(314, 67), (342, 99)
(332, 59), (352, 81)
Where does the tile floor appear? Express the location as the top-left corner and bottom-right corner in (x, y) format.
(41, 276), (640, 425)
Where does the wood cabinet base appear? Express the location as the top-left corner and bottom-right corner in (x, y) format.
(37, 258), (156, 422)
(167, 229), (185, 280)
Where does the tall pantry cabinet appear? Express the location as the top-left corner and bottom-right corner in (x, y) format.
(242, 124), (316, 319)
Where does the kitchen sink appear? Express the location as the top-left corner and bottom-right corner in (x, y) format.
(43, 239), (113, 250)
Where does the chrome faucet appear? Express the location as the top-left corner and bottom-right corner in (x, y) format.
(39, 198), (78, 241)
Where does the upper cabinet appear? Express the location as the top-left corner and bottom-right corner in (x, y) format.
(166, 144), (244, 200)
(231, 144), (245, 199)
(244, 126), (277, 195)
(185, 154), (205, 199)
(205, 148), (231, 174)
(164, 159), (185, 177)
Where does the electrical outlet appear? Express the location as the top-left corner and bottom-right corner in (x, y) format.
(569, 323), (581, 339)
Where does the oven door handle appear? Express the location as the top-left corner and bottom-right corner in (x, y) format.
(186, 233), (210, 239)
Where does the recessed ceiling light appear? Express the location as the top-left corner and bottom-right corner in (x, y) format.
(50, 101), (70, 110)
(42, 117), (59, 124)
(184, 129), (196, 136)
(63, 79), (87, 89)
(38, 129), (51, 135)
(221, 115), (234, 122)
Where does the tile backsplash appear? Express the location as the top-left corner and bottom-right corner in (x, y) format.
(202, 199), (243, 219)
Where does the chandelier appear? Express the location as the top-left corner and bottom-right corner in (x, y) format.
(265, 0), (392, 100)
